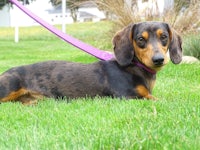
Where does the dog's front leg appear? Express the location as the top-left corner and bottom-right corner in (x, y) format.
(135, 85), (157, 100)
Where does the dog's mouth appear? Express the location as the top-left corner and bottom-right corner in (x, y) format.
(151, 64), (165, 71)
(153, 62), (164, 67)
(154, 63), (165, 67)
(144, 62), (165, 72)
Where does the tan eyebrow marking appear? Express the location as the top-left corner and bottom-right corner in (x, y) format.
(142, 31), (149, 40)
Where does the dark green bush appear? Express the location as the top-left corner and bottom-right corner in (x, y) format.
(183, 34), (200, 60)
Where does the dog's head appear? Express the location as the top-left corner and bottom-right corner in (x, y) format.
(112, 21), (182, 71)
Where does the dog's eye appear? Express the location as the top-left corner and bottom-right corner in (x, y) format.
(160, 35), (167, 40)
(137, 37), (146, 48)
(160, 34), (168, 46)
(138, 37), (145, 42)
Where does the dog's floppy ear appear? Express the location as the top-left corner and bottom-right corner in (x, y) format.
(112, 24), (135, 66)
(166, 24), (182, 64)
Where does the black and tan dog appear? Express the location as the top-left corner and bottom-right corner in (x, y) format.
(0, 21), (182, 104)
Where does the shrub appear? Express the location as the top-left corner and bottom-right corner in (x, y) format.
(95, 0), (140, 32)
(183, 34), (200, 59)
(95, 0), (200, 35)
(164, 0), (200, 35)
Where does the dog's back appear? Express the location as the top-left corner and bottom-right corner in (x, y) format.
(0, 60), (130, 102)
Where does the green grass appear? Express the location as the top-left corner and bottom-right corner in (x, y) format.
(0, 21), (200, 150)
(0, 22), (113, 71)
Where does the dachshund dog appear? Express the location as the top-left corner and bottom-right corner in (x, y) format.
(0, 21), (182, 104)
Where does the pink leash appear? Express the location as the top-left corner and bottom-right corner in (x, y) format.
(9, 0), (114, 61)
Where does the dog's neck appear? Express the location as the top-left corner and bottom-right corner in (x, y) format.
(132, 59), (157, 75)
(133, 61), (156, 75)
(123, 59), (156, 93)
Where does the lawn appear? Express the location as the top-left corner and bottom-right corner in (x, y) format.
(0, 21), (200, 150)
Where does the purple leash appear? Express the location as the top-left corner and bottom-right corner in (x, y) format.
(133, 61), (156, 74)
(9, 0), (114, 61)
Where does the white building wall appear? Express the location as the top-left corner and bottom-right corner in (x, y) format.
(79, 7), (105, 19)
(10, 5), (36, 27)
(137, 0), (174, 15)
(0, 5), (10, 26)
(49, 13), (73, 24)
(0, 0), (53, 27)
(164, 0), (174, 11)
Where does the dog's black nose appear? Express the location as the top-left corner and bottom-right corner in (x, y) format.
(152, 54), (164, 66)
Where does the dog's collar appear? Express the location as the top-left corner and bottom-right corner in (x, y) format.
(132, 61), (157, 75)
